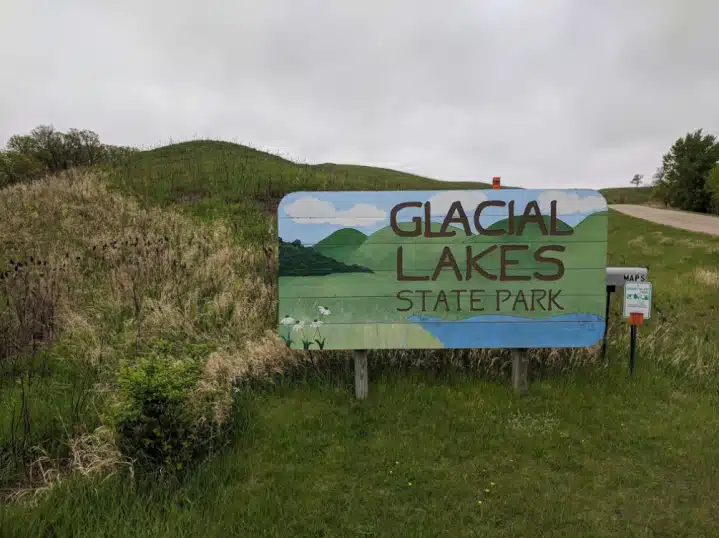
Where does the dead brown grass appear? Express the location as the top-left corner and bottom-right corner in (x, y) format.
(4, 426), (132, 506)
(694, 268), (719, 288)
(0, 171), (283, 497)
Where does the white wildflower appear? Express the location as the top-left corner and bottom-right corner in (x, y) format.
(292, 320), (305, 332)
(280, 315), (295, 326)
(310, 319), (323, 329)
(318, 306), (330, 316)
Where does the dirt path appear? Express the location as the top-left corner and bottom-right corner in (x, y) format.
(610, 204), (719, 236)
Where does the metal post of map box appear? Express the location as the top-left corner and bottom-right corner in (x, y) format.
(628, 313), (643, 376)
(629, 324), (637, 375)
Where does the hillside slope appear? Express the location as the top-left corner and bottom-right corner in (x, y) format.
(600, 186), (653, 204)
(104, 140), (495, 244)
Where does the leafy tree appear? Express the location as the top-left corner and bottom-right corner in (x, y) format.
(1, 125), (135, 188)
(708, 164), (719, 214)
(659, 129), (719, 213)
(630, 173), (643, 187)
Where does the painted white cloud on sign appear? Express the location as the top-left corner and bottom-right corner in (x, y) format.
(426, 190), (488, 214)
(537, 191), (607, 215)
(283, 196), (386, 227)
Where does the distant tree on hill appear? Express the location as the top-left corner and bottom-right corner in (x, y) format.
(630, 173), (643, 187)
(657, 129), (719, 213)
(650, 166), (670, 207)
(0, 124), (136, 188)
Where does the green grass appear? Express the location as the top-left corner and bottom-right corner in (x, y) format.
(601, 186), (654, 205)
(1, 361), (718, 538)
(1, 140), (719, 537)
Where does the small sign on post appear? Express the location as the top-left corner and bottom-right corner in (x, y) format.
(492, 176), (501, 189)
(623, 282), (652, 319)
(602, 267), (648, 359)
(623, 282), (652, 375)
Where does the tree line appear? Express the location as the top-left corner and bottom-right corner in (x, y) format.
(0, 125), (136, 187)
(3, 124), (719, 215)
(632, 129), (719, 214)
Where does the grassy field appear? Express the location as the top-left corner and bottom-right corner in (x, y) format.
(1, 141), (718, 537)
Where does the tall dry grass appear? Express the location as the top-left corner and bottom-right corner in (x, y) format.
(0, 171), (295, 497)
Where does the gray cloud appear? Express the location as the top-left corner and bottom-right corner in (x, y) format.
(1, 0), (718, 188)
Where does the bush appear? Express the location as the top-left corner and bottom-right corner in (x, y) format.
(1, 125), (139, 189)
(113, 340), (219, 472)
(0, 151), (45, 187)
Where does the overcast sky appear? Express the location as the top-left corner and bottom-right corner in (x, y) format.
(1, 0), (718, 189)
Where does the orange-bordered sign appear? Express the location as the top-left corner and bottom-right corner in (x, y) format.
(492, 176), (501, 189)
(628, 312), (644, 326)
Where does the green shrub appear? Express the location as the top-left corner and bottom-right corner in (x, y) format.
(113, 340), (217, 472)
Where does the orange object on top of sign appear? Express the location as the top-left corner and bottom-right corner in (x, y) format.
(492, 177), (501, 189)
(629, 312), (644, 325)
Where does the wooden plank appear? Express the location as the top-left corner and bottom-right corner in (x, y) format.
(354, 350), (368, 400)
(511, 349), (529, 395)
(277, 189), (609, 350)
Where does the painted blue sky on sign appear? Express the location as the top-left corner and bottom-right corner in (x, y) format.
(278, 189), (608, 245)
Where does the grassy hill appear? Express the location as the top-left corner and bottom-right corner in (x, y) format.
(104, 140), (494, 245)
(1, 140), (719, 537)
(313, 228), (368, 264)
(600, 186), (654, 204)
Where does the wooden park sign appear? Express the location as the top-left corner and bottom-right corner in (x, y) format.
(277, 189), (609, 352)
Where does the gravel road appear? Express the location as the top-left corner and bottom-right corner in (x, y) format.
(609, 204), (719, 236)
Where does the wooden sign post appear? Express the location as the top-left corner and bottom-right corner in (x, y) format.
(277, 188), (608, 398)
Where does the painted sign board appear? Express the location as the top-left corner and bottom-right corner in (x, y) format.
(277, 189), (609, 350)
(623, 282), (652, 319)
(606, 267), (648, 287)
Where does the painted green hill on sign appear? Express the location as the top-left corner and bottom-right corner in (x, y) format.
(314, 228), (367, 263)
(278, 238), (373, 276)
